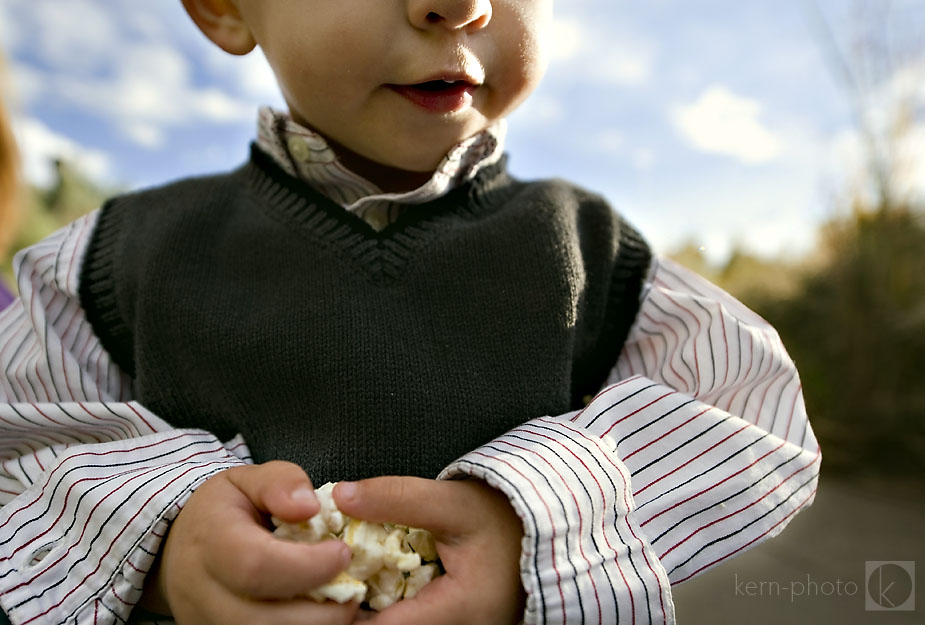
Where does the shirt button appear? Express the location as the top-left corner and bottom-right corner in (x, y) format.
(288, 136), (312, 163)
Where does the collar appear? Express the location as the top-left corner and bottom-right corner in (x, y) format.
(255, 107), (506, 229)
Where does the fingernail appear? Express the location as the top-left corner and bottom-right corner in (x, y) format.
(290, 487), (317, 504)
(337, 481), (357, 502)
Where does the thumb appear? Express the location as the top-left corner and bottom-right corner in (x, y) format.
(333, 476), (464, 535)
(224, 460), (320, 522)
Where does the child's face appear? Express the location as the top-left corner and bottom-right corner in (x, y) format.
(231, 0), (553, 174)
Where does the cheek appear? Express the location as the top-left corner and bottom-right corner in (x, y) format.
(489, 5), (553, 111)
(489, 34), (548, 117)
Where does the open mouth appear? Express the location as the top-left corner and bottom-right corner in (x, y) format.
(411, 79), (472, 92)
(388, 80), (478, 114)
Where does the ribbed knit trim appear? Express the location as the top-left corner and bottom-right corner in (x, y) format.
(246, 144), (518, 283)
(78, 196), (137, 377)
(570, 219), (652, 406)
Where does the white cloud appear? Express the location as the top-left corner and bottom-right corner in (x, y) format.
(546, 13), (655, 87)
(12, 116), (111, 186)
(4, 1), (270, 152)
(25, 0), (119, 72)
(672, 85), (783, 164)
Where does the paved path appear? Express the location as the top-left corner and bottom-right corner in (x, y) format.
(671, 476), (924, 624)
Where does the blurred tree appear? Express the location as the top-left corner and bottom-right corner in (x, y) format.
(1, 159), (107, 289)
(671, 1), (925, 476)
(743, 0), (925, 475)
(752, 205), (925, 476)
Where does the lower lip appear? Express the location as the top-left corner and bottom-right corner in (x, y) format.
(388, 83), (476, 114)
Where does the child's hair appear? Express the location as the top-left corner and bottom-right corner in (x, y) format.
(0, 50), (21, 260)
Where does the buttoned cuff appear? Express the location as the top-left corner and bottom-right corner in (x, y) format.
(441, 416), (675, 625)
(0, 431), (248, 625)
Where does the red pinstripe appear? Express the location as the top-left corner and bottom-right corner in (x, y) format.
(639, 312), (687, 389)
(782, 383), (803, 442)
(18, 460), (236, 624)
(493, 436), (604, 625)
(33, 404), (107, 444)
(0, 432), (203, 530)
(602, 390), (674, 437)
(661, 292), (703, 396)
(518, 425), (638, 622)
(658, 446), (821, 559)
(469, 450), (568, 624)
(541, 419), (670, 624)
(571, 376), (641, 423)
(2, 445), (227, 565)
(639, 439), (788, 528)
(672, 485), (818, 584)
(622, 407), (712, 462)
(123, 404), (156, 434)
(636, 422), (750, 495)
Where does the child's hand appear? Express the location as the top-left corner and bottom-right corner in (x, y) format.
(334, 477), (526, 625)
(146, 461), (359, 625)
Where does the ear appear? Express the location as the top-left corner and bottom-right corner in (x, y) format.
(182, 0), (256, 55)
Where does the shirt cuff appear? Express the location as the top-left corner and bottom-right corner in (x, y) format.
(572, 375), (820, 584)
(0, 431), (248, 625)
(440, 416), (675, 625)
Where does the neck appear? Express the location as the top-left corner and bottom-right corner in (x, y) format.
(323, 137), (434, 194)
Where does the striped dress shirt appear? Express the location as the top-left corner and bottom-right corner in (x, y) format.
(0, 112), (820, 625)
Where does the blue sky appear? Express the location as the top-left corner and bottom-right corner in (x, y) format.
(2, 0), (923, 263)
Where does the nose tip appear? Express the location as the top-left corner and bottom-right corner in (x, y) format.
(412, 0), (492, 32)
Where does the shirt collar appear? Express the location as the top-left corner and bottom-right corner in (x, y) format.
(255, 106), (506, 215)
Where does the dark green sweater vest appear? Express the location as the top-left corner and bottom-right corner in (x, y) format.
(79, 147), (651, 483)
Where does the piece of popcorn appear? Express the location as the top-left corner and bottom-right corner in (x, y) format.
(314, 482), (347, 534)
(270, 513), (329, 543)
(309, 571), (367, 604)
(366, 567), (406, 611)
(382, 528), (421, 572)
(404, 528), (439, 562)
(342, 519), (388, 580)
(404, 562), (440, 600)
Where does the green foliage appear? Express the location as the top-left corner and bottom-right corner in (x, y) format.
(1, 160), (108, 289)
(737, 206), (925, 476)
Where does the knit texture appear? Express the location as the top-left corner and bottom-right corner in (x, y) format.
(79, 146), (651, 483)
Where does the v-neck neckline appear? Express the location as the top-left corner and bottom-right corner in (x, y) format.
(245, 145), (514, 283)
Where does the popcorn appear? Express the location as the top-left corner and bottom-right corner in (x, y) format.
(404, 529), (438, 562)
(272, 482), (442, 610)
(367, 567), (406, 611)
(404, 562), (440, 600)
(309, 571), (367, 604)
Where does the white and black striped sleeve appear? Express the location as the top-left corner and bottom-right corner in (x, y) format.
(442, 256), (819, 625)
(0, 216), (250, 625)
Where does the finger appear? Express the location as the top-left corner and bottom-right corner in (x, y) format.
(207, 511), (352, 599)
(225, 461), (319, 522)
(358, 575), (461, 625)
(334, 477), (473, 535)
(184, 575), (361, 625)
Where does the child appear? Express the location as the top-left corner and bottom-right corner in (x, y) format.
(0, 1), (821, 624)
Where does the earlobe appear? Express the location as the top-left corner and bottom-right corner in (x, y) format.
(181, 0), (257, 56)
